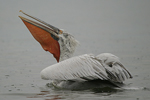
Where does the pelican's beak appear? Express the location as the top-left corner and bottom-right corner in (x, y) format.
(19, 10), (62, 62)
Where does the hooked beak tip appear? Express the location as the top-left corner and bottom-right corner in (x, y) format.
(19, 10), (22, 12)
(18, 16), (21, 18)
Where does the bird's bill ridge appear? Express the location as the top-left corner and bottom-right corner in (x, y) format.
(19, 10), (61, 62)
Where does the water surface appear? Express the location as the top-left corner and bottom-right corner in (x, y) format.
(0, 1), (150, 100)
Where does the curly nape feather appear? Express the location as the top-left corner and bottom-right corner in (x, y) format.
(58, 33), (79, 61)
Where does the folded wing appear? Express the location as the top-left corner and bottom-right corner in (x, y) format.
(41, 54), (132, 83)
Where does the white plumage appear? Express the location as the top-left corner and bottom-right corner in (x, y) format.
(40, 32), (132, 89)
(41, 53), (132, 84)
(19, 11), (132, 90)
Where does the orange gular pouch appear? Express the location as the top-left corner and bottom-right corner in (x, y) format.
(21, 20), (60, 62)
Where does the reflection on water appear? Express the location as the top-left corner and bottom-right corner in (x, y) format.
(3, 86), (149, 100)
(46, 80), (124, 91)
(3, 91), (62, 100)
(27, 91), (62, 100)
(91, 87), (123, 94)
(3, 89), (121, 100)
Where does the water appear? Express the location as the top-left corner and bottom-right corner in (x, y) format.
(0, 0), (150, 100)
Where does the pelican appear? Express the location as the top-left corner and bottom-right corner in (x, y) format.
(19, 10), (132, 90)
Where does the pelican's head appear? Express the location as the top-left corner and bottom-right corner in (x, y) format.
(19, 10), (79, 62)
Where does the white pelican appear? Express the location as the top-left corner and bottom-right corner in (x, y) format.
(19, 10), (132, 90)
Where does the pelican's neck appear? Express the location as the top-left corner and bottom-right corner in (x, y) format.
(58, 33), (79, 62)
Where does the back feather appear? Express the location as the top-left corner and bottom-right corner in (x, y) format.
(41, 53), (132, 83)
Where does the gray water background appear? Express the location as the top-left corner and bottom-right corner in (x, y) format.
(0, 0), (150, 100)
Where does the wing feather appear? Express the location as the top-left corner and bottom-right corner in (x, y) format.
(41, 54), (108, 81)
(41, 53), (132, 83)
(96, 53), (132, 83)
